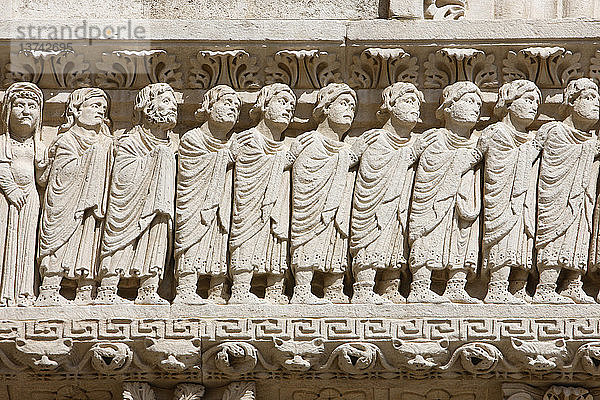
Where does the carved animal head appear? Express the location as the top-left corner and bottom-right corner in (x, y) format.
(143, 338), (201, 372)
(392, 339), (449, 371)
(510, 338), (568, 372)
(15, 338), (73, 371)
(572, 342), (600, 375)
(272, 337), (324, 372)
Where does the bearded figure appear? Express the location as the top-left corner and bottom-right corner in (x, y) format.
(479, 80), (542, 304)
(351, 82), (434, 304)
(408, 81), (483, 304)
(98, 83), (178, 305)
(0, 82), (46, 306)
(174, 85), (242, 305)
(38, 87), (113, 306)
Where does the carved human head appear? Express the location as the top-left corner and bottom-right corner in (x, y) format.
(313, 83), (357, 134)
(562, 77), (600, 123)
(60, 87), (111, 134)
(436, 81), (482, 127)
(249, 83), (296, 127)
(378, 82), (424, 127)
(133, 83), (178, 130)
(494, 80), (541, 127)
(1, 82), (43, 141)
(195, 85), (241, 132)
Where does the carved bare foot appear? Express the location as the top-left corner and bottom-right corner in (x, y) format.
(484, 281), (526, 304)
(532, 283), (575, 304)
(264, 284), (289, 305)
(407, 280), (450, 304)
(351, 283), (392, 304)
(35, 285), (70, 306)
(560, 281), (596, 304)
(94, 287), (132, 305)
(324, 284), (350, 304)
(229, 284), (265, 304)
(290, 285), (331, 305)
(172, 286), (207, 305)
(135, 286), (168, 305)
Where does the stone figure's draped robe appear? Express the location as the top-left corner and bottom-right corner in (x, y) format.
(230, 128), (291, 275)
(409, 128), (481, 273)
(0, 135), (41, 305)
(100, 125), (175, 278)
(536, 121), (598, 272)
(350, 129), (417, 271)
(291, 131), (356, 273)
(39, 127), (113, 279)
(175, 128), (232, 277)
(479, 122), (539, 273)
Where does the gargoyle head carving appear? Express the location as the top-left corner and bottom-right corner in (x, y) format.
(272, 337), (324, 372)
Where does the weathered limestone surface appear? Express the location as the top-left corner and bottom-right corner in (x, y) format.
(4, 1), (600, 399)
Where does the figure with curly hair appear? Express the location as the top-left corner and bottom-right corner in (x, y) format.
(99, 83), (177, 305)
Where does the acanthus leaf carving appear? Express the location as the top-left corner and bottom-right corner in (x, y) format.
(424, 48), (497, 88)
(440, 342), (509, 374)
(188, 50), (260, 90)
(509, 338), (569, 372)
(543, 386), (593, 400)
(123, 382), (156, 400)
(292, 388), (367, 400)
(4, 50), (91, 88)
(95, 50), (183, 89)
(502, 47), (582, 88)
(174, 383), (205, 400)
(392, 338), (449, 371)
(424, 0), (466, 20)
(348, 48), (418, 89)
(265, 49), (341, 88)
(588, 50), (600, 84)
(321, 342), (394, 373)
(203, 342), (276, 375)
(89, 342), (133, 374)
(222, 382), (256, 400)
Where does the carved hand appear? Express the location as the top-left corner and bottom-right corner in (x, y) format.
(290, 132), (316, 159)
(6, 188), (28, 210)
(350, 130), (379, 158)
(413, 132), (437, 157)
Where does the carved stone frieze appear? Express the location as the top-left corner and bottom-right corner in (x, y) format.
(265, 50), (341, 88)
(188, 50), (260, 90)
(348, 48), (418, 89)
(502, 47), (582, 88)
(424, 48), (497, 88)
(95, 49), (183, 89)
(4, 50), (91, 88)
